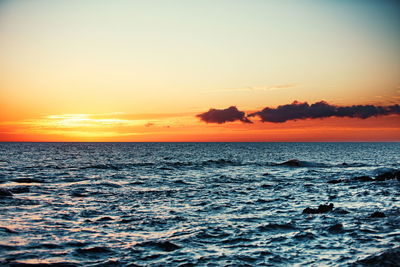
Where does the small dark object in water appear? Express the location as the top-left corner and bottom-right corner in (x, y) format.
(156, 241), (181, 252)
(0, 188), (13, 197)
(352, 176), (374, 182)
(71, 192), (85, 197)
(70, 190), (87, 197)
(303, 203), (334, 214)
(328, 223), (343, 232)
(302, 207), (316, 214)
(370, 211), (386, 218)
(97, 216), (113, 221)
(327, 179), (343, 184)
(277, 159), (300, 167)
(262, 172), (270, 176)
(12, 178), (44, 183)
(318, 203), (334, 213)
(261, 184), (272, 188)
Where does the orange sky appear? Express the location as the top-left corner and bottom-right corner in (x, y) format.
(0, 1), (399, 142)
(1, 112), (399, 142)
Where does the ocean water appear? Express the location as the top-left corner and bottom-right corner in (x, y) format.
(0, 142), (399, 266)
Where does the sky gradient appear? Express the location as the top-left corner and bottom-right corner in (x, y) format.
(1, 0), (399, 141)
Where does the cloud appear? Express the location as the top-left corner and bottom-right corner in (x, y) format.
(249, 101), (400, 122)
(198, 101), (400, 124)
(196, 106), (252, 124)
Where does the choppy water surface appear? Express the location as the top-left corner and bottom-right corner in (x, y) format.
(0, 142), (399, 266)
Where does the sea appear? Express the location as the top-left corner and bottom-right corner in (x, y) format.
(0, 142), (399, 266)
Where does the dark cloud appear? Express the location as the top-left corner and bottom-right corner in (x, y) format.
(248, 101), (400, 123)
(197, 106), (252, 124)
(197, 101), (400, 124)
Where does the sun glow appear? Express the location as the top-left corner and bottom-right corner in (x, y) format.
(43, 114), (144, 128)
(0, 112), (197, 141)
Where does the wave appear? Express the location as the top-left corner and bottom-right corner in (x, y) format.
(11, 158), (375, 172)
(351, 246), (400, 266)
(257, 223), (296, 232)
(136, 240), (181, 252)
(78, 159), (244, 170)
(76, 246), (113, 254)
(272, 159), (371, 168)
(272, 159), (330, 168)
(166, 159), (243, 168)
(80, 162), (155, 170)
(327, 168), (399, 184)
(77, 159), (365, 170)
(372, 167), (397, 176)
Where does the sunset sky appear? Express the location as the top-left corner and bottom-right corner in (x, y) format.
(1, 0), (399, 141)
